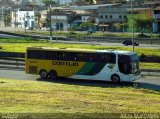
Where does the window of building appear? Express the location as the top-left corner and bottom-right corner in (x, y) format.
(105, 15), (108, 19)
(119, 15), (122, 19)
(110, 15), (113, 19)
(100, 15), (103, 19)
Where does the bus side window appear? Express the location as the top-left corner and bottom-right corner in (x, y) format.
(87, 53), (98, 62)
(27, 51), (34, 59)
(77, 53), (86, 62)
(87, 54), (93, 62)
(111, 54), (116, 63)
(63, 52), (71, 60)
(71, 53), (77, 61)
(28, 50), (47, 59)
(37, 51), (47, 59)
(99, 53), (116, 63)
(57, 52), (71, 61)
(46, 51), (58, 60)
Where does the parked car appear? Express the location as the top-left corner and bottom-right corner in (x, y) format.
(122, 40), (139, 46)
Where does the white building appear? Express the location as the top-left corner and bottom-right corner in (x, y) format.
(12, 0), (44, 6)
(13, 0), (74, 6)
(11, 9), (35, 29)
(56, 0), (73, 5)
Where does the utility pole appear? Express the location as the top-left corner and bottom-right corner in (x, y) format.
(49, 5), (52, 43)
(1, 6), (4, 26)
(24, 14), (26, 33)
(14, 8), (17, 28)
(38, 11), (40, 30)
(131, 0), (134, 52)
(56, 3), (58, 42)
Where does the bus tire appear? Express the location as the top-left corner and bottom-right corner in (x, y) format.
(39, 69), (48, 79)
(111, 74), (120, 84)
(48, 70), (57, 79)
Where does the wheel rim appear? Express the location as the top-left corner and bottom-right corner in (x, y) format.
(112, 76), (119, 83)
(49, 71), (57, 79)
(40, 71), (47, 78)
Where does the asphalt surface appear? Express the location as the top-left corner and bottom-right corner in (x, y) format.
(0, 68), (159, 91)
(1, 33), (160, 49)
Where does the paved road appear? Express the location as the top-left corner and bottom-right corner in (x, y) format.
(0, 68), (159, 90)
(55, 40), (160, 49)
(1, 32), (160, 49)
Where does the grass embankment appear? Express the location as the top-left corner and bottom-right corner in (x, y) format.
(140, 62), (160, 69)
(0, 42), (160, 56)
(0, 78), (160, 116)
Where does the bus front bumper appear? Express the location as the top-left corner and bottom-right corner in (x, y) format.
(131, 74), (141, 82)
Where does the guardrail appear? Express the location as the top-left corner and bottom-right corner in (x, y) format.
(141, 69), (160, 76)
(0, 52), (25, 69)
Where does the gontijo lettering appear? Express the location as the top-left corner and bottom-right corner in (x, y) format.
(52, 61), (79, 66)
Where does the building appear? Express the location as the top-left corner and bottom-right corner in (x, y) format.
(40, 7), (75, 30)
(153, 6), (160, 32)
(0, 0), (15, 26)
(15, 0), (44, 6)
(97, 7), (127, 31)
(56, 0), (73, 5)
(11, 8), (35, 29)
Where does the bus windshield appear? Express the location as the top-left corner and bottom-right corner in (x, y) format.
(118, 54), (140, 74)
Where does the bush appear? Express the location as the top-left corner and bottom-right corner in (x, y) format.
(137, 33), (150, 38)
(69, 31), (77, 35)
(0, 46), (3, 50)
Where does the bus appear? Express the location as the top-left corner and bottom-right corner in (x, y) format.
(25, 46), (141, 83)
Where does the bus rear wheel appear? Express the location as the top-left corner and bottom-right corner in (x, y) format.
(39, 69), (48, 79)
(48, 70), (57, 79)
(111, 74), (120, 84)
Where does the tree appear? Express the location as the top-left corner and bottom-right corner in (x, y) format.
(42, 0), (56, 7)
(85, 0), (94, 4)
(115, 23), (128, 33)
(80, 21), (94, 30)
(134, 17), (156, 34)
(4, 13), (11, 27)
(80, 21), (95, 33)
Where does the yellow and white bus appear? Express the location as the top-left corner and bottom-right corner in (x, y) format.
(25, 46), (141, 83)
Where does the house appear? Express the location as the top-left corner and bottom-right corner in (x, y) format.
(0, 0), (15, 26)
(11, 8), (35, 29)
(40, 7), (75, 30)
(95, 0), (127, 4)
(153, 6), (160, 32)
(70, 4), (120, 31)
(56, 0), (73, 5)
(97, 7), (127, 31)
(15, 0), (44, 6)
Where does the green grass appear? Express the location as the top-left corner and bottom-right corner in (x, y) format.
(11, 29), (160, 39)
(0, 38), (47, 43)
(140, 62), (160, 69)
(0, 78), (160, 117)
(0, 42), (160, 57)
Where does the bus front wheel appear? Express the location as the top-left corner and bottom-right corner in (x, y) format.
(111, 74), (120, 84)
(48, 70), (57, 79)
(39, 69), (48, 79)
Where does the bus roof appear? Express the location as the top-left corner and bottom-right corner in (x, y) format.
(27, 46), (136, 55)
